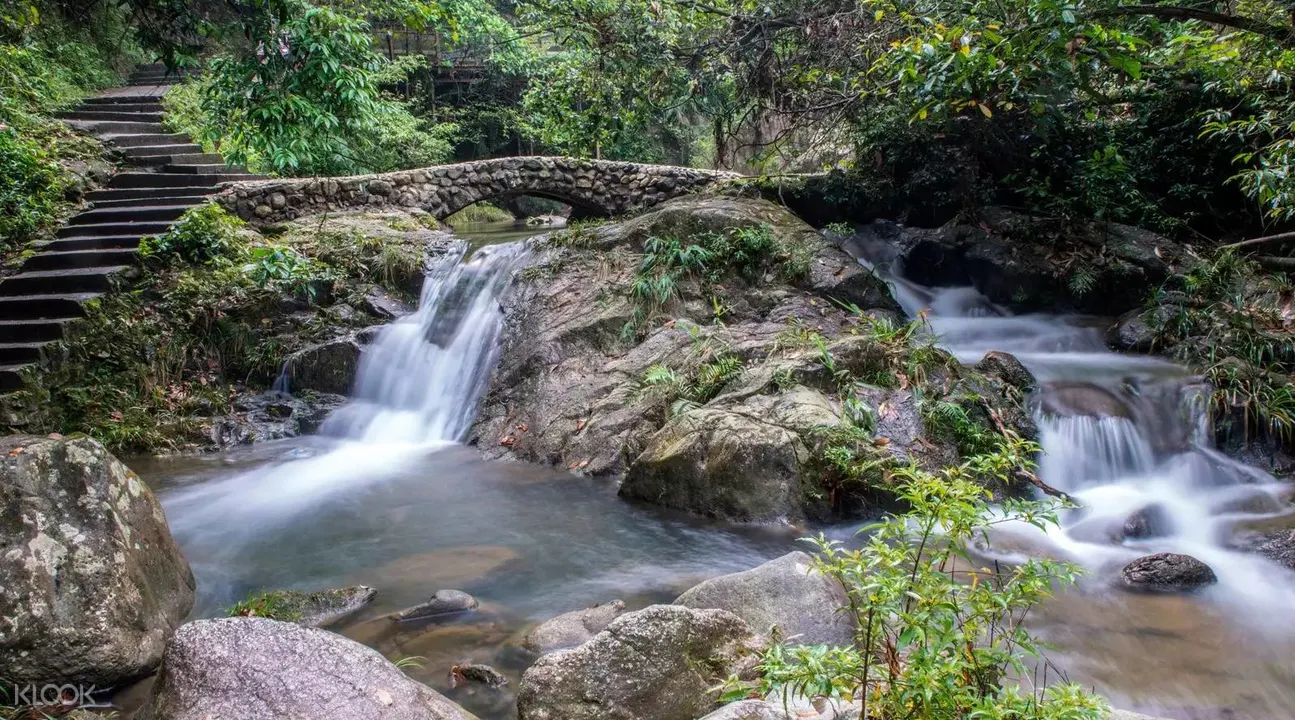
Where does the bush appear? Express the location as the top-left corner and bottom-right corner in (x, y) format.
(140, 203), (245, 265)
(0, 127), (65, 249)
(731, 436), (1107, 719)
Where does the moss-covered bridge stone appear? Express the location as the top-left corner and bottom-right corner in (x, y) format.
(219, 156), (743, 223)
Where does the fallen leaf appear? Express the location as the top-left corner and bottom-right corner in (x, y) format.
(7, 446), (23, 457)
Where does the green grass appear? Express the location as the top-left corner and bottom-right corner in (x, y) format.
(444, 202), (515, 228)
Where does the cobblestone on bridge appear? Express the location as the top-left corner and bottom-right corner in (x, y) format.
(219, 156), (743, 223)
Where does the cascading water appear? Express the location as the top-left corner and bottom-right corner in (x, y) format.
(162, 240), (530, 535)
(318, 241), (528, 444)
(844, 228), (1295, 616)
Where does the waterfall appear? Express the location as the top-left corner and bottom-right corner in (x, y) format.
(162, 241), (529, 533)
(319, 242), (527, 444)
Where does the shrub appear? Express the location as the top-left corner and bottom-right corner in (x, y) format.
(732, 436), (1106, 719)
(0, 128), (65, 249)
(140, 203), (245, 265)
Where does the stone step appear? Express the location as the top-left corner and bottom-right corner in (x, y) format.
(73, 102), (163, 114)
(0, 366), (27, 393)
(23, 249), (140, 272)
(0, 294), (98, 320)
(89, 194), (211, 209)
(129, 153), (226, 167)
(0, 343), (48, 366)
(58, 110), (165, 123)
(0, 319), (69, 344)
(58, 221), (172, 238)
(109, 173), (221, 189)
(86, 187), (216, 203)
(69, 204), (194, 225)
(119, 143), (202, 158)
(0, 267), (130, 297)
(104, 133), (193, 148)
(83, 95), (165, 106)
(41, 236), (147, 252)
(66, 120), (166, 134)
(163, 163), (240, 175)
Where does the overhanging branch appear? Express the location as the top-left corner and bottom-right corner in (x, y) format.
(1094, 5), (1295, 46)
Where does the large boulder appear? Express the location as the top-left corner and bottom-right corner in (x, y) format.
(282, 334), (366, 395)
(523, 600), (627, 654)
(620, 407), (809, 523)
(136, 617), (477, 720)
(676, 551), (855, 646)
(517, 604), (764, 720)
(1119, 553), (1217, 593)
(0, 435), (194, 687)
(866, 209), (1188, 315)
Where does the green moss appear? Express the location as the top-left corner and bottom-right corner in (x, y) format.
(226, 590), (305, 622)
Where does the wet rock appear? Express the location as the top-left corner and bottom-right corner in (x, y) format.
(239, 585), (376, 627)
(282, 334), (365, 395)
(1037, 381), (1134, 420)
(211, 390), (347, 448)
(523, 600), (627, 654)
(517, 604), (764, 720)
(361, 285), (415, 320)
(136, 617), (476, 720)
(975, 351), (1036, 393)
(0, 435), (195, 686)
(807, 245), (902, 315)
(1108, 305), (1177, 353)
(398, 590), (480, 620)
(1123, 504), (1176, 540)
(1254, 530), (1295, 570)
(621, 407), (810, 523)
(884, 207), (1187, 315)
(1119, 553), (1218, 593)
(675, 551), (855, 646)
(453, 663), (509, 688)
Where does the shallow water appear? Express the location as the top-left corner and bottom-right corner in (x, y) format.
(135, 440), (797, 717)
(134, 227), (1295, 719)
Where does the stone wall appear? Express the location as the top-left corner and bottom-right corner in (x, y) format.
(217, 156), (742, 223)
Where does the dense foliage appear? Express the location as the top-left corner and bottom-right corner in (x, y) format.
(1148, 249), (1295, 449)
(0, 2), (126, 250)
(12, 205), (429, 453)
(728, 436), (1105, 719)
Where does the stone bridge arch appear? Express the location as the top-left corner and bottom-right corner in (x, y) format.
(220, 156), (742, 224)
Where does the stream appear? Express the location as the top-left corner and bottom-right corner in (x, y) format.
(135, 223), (1295, 719)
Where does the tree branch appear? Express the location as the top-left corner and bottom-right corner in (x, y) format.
(1093, 5), (1295, 46)
(1220, 230), (1295, 251)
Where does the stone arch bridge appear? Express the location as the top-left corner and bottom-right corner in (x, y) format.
(219, 156), (743, 223)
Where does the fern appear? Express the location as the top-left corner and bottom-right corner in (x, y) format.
(1067, 265), (1098, 296)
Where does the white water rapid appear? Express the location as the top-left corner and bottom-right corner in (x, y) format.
(845, 230), (1295, 621)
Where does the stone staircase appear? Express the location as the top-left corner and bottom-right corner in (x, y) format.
(0, 64), (261, 393)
